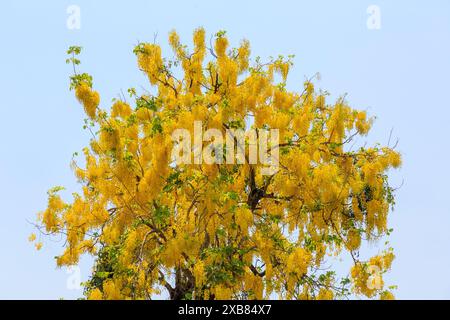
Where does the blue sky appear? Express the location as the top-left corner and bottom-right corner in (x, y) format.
(0, 0), (449, 299)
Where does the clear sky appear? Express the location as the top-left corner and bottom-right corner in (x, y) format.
(0, 0), (449, 299)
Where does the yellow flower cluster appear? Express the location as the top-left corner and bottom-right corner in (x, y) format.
(111, 101), (132, 118)
(137, 44), (163, 85)
(75, 83), (100, 119)
(345, 229), (361, 251)
(287, 248), (311, 277)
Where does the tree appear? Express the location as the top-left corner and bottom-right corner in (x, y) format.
(32, 28), (401, 300)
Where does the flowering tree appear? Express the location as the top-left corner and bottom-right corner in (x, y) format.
(32, 29), (400, 300)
